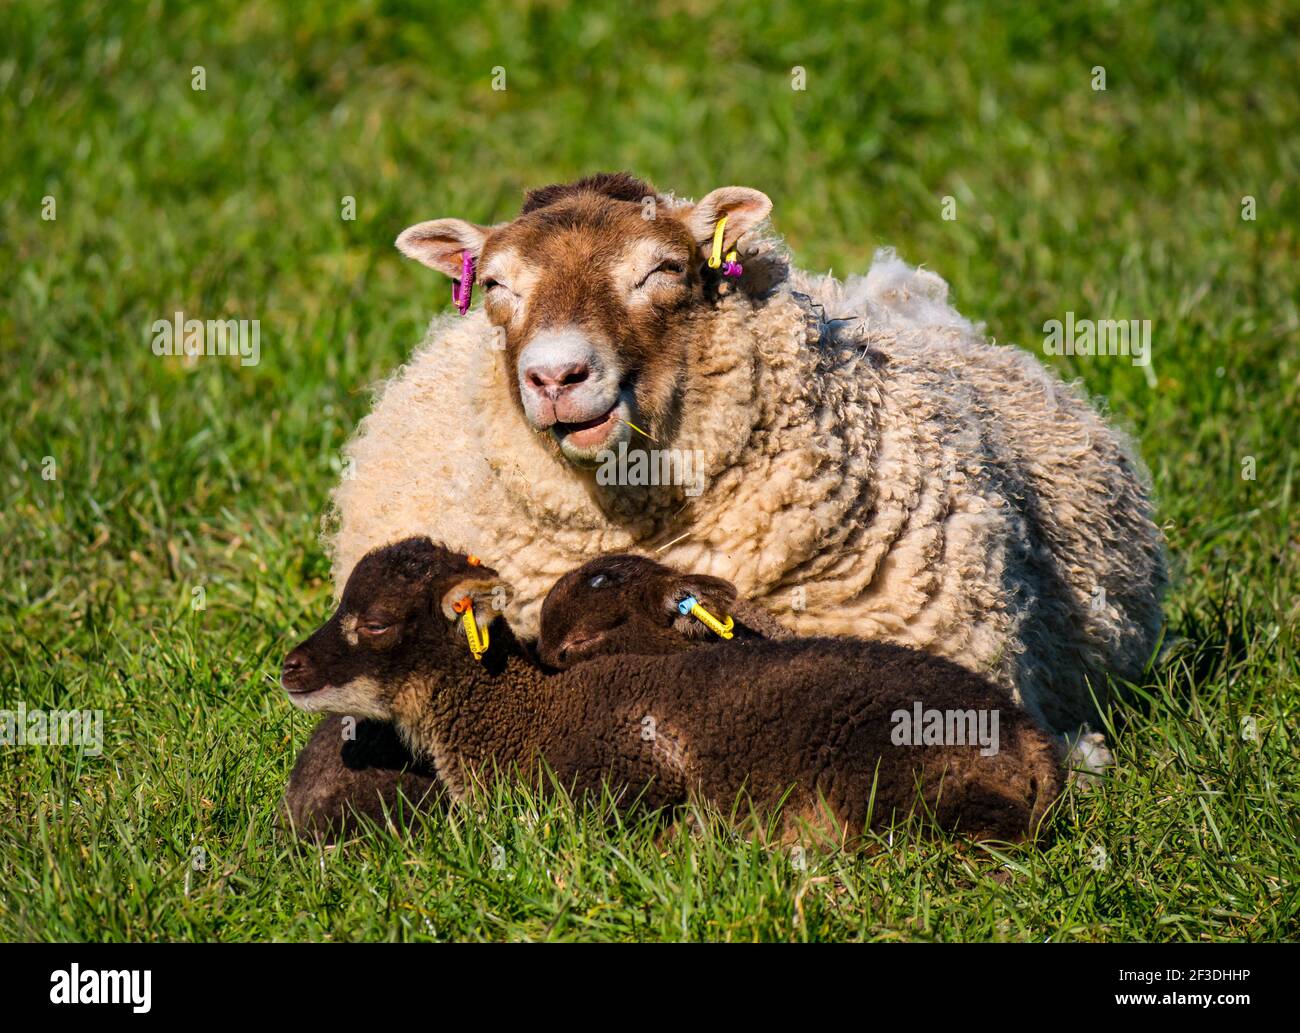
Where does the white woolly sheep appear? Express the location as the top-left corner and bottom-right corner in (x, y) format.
(327, 172), (1166, 734)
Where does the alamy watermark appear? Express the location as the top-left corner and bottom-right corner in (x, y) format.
(150, 311), (260, 367)
(890, 701), (1000, 757)
(1, 702), (103, 756)
(1043, 312), (1151, 368)
(50, 965), (150, 1013)
(595, 443), (706, 497)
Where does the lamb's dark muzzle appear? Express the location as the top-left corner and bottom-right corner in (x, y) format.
(281, 648), (318, 694)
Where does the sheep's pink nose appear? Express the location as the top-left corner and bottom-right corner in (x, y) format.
(525, 361), (590, 397)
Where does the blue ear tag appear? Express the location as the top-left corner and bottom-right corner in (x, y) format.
(677, 595), (734, 640)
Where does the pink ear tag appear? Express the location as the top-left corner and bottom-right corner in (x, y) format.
(451, 251), (475, 315)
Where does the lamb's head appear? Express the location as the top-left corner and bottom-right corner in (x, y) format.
(395, 172), (772, 466)
(281, 538), (509, 719)
(537, 553), (739, 668)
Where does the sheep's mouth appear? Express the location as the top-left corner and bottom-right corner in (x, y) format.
(556, 622), (624, 664)
(282, 678), (325, 701)
(548, 610), (631, 664)
(556, 632), (602, 663)
(556, 405), (619, 442)
(283, 684), (327, 713)
(552, 388), (636, 464)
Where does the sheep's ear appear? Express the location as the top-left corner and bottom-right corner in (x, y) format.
(395, 218), (491, 277)
(666, 574), (740, 631)
(438, 577), (512, 622)
(681, 187), (773, 256)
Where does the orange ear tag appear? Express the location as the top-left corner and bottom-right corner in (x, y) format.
(453, 595), (490, 661)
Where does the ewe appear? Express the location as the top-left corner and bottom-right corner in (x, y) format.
(283, 538), (1064, 844)
(329, 173), (1166, 733)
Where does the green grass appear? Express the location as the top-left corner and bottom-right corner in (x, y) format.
(1, 0), (1296, 941)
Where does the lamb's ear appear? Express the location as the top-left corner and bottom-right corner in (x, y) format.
(395, 218), (491, 277)
(666, 574), (740, 634)
(681, 187), (773, 256)
(438, 576), (512, 622)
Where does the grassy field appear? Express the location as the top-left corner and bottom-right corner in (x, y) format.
(1, 0), (1296, 942)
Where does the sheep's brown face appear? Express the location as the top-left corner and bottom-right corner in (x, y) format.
(281, 538), (505, 719)
(479, 196), (698, 465)
(537, 554), (738, 668)
(396, 173), (772, 468)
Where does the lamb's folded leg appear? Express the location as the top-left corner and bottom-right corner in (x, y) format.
(279, 714), (445, 841)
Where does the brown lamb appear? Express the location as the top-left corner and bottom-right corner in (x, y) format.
(281, 538), (1064, 844)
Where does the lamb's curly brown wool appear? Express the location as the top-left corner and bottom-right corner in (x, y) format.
(284, 538), (1064, 843)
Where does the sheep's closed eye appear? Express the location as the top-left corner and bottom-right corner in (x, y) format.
(484, 279), (519, 298)
(358, 620), (394, 636)
(636, 260), (685, 289)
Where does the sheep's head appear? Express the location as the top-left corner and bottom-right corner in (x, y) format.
(281, 538), (509, 719)
(537, 553), (739, 668)
(396, 173), (772, 467)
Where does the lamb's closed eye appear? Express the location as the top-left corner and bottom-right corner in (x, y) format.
(356, 620), (398, 647)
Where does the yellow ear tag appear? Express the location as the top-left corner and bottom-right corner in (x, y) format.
(453, 595), (490, 661)
(677, 594), (734, 640)
(707, 215), (728, 269)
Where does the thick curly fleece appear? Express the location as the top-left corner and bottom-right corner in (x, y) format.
(328, 233), (1166, 733)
